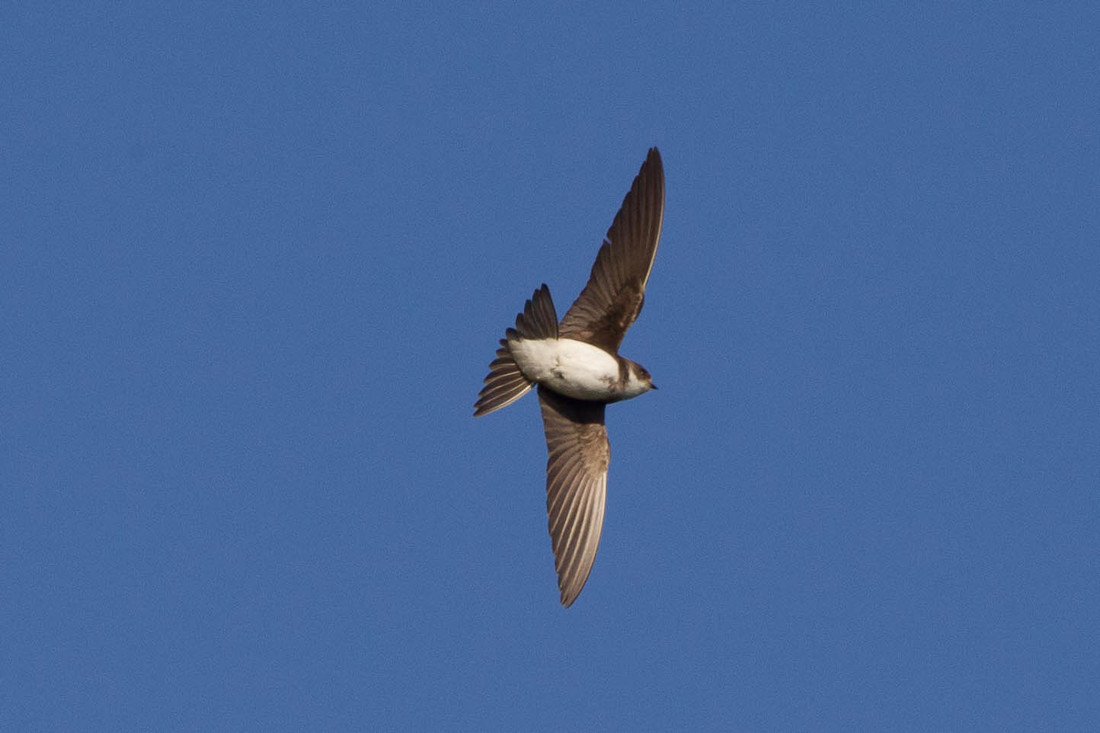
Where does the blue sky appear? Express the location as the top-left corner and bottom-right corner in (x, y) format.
(3, 3), (1099, 730)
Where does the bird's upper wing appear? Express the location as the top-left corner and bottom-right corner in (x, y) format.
(558, 147), (665, 354)
(537, 385), (610, 607)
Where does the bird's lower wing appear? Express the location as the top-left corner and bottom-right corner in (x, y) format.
(537, 386), (610, 607)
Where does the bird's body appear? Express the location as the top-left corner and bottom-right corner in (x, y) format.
(474, 148), (665, 607)
(507, 337), (652, 403)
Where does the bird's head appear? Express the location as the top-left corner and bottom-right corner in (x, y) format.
(623, 360), (657, 398)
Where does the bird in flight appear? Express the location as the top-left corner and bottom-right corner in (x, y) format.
(474, 148), (665, 607)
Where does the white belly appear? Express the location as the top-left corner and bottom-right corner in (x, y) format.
(508, 338), (621, 401)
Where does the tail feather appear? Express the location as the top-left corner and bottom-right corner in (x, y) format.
(474, 284), (558, 417)
(510, 283), (559, 341)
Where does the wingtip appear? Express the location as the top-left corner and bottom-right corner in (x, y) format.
(645, 147), (664, 179)
(558, 579), (587, 608)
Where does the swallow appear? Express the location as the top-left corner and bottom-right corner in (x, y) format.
(474, 148), (665, 607)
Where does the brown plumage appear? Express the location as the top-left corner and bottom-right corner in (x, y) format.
(475, 148), (665, 607)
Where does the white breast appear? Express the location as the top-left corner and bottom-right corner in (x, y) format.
(508, 338), (622, 401)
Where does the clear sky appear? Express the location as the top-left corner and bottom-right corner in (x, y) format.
(3, 3), (1099, 730)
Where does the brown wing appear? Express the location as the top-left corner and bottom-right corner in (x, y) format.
(559, 147), (665, 354)
(537, 386), (610, 608)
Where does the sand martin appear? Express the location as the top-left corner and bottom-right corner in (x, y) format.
(474, 148), (665, 607)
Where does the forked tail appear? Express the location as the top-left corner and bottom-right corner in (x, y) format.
(473, 284), (558, 417)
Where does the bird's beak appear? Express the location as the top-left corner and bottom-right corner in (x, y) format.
(650, 383), (658, 390)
